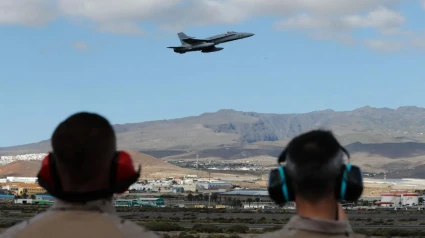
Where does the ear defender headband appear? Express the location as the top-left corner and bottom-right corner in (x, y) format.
(267, 145), (363, 205)
(37, 151), (141, 203)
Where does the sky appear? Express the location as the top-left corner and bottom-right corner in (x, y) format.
(1, 0), (425, 147)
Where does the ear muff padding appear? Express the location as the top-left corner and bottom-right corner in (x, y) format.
(37, 151), (141, 202)
(336, 164), (363, 201)
(37, 153), (58, 190)
(268, 166), (295, 205)
(111, 151), (141, 194)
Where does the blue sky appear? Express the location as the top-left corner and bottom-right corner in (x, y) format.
(1, 0), (425, 147)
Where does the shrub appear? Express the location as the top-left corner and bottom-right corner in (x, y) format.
(192, 224), (223, 233)
(226, 225), (249, 234)
(143, 222), (184, 231)
(262, 225), (282, 233)
(178, 232), (199, 238)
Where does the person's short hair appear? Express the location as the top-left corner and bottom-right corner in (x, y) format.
(284, 130), (345, 202)
(51, 112), (116, 184)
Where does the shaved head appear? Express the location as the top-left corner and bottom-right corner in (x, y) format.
(51, 112), (116, 188)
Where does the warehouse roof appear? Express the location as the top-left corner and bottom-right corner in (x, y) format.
(219, 190), (269, 196)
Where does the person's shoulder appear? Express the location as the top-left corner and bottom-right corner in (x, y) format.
(105, 214), (160, 238)
(0, 211), (54, 238)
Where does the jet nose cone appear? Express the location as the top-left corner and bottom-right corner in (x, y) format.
(246, 33), (255, 37)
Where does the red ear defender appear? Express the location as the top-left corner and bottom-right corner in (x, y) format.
(113, 151), (141, 194)
(37, 151), (141, 202)
(37, 153), (57, 190)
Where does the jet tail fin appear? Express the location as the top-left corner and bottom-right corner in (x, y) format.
(177, 32), (192, 45)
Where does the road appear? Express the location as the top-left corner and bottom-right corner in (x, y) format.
(171, 222), (425, 230)
(117, 211), (425, 220)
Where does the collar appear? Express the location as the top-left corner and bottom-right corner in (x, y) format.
(285, 215), (353, 234)
(49, 199), (117, 214)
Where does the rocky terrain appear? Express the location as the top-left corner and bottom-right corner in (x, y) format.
(2, 106), (425, 176)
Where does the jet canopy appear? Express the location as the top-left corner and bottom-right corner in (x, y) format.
(227, 31), (236, 34)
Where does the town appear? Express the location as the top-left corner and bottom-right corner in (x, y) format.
(1, 175), (424, 211)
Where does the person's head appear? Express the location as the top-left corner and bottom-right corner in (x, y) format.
(51, 112), (116, 193)
(283, 129), (346, 204)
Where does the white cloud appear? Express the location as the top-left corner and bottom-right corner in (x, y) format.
(341, 7), (404, 30)
(0, 0), (422, 51)
(0, 0), (57, 26)
(275, 7), (404, 37)
(364, 39), (403, 51)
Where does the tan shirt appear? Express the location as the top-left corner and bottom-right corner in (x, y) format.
(255, 215), (368, 238)
(0, 199), (160, 238)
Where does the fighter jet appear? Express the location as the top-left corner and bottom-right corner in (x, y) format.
(167, 31), (255, 54)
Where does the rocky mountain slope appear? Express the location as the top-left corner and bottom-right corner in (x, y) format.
(0, 152), (222, 179)
(2, 106), (425, 157)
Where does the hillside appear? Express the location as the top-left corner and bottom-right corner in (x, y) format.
(2, 106), (425, 157)
(0, 152), (214, 179)
(0, 161), (41, 177)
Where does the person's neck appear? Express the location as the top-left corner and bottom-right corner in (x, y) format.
(295, 196), (338, 221)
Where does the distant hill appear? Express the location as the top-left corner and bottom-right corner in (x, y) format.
(2, 105), (425, 162)
(0, 151), (217, 179)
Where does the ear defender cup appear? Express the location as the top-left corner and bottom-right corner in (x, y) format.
(268, 148), (364, 205)
(37, 151), (141, 202)
(37, 153), (62, 192)
(109, 151), (141, 194)
(267, 166), (295, 205)
(336, 163), (364, 201)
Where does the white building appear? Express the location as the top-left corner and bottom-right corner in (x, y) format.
(376, 192), (419, 207)
(180, 184), (196, 192)
(6, 177), (38, 183)
(184, 175), (199, 180)
(196, 181), (233, 190)
(129, 184), (153, 191)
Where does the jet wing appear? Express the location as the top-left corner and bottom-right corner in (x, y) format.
(167, 46), (187, 49)
(181, 38), (209, 44)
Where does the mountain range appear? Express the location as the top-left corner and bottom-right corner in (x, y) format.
(2, 106), (425, 175)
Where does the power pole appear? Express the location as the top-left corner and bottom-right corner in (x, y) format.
(208, 192), (211, 207)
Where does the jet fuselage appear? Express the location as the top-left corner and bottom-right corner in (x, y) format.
(167, 31), (255, 54)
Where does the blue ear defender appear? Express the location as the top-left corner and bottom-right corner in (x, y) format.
(268, 147), (363, 205)
(340, 163), (352, 201)
(278, 166), (290, 202)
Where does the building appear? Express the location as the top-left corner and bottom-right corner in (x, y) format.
(375, 191), (419, 207)
(114, 197), (165, 207)
(196, 181), (233, 191)
(6, 177), (38, 183)
(34, 194), (55, 201)
(1, 182), (46, 196)
(171, 187), (184, 193)
(184, 175), (199, 180)
(218, 190), (272, 202)
(242, 201), (279, 209)
(0, 194), (14, 200)
(17, 186), (46, 196)
(180, 184), (196, 192)
(129, 184), (153, 191)
(139, 198), (165, 206)
(14, 199), (33, 204)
